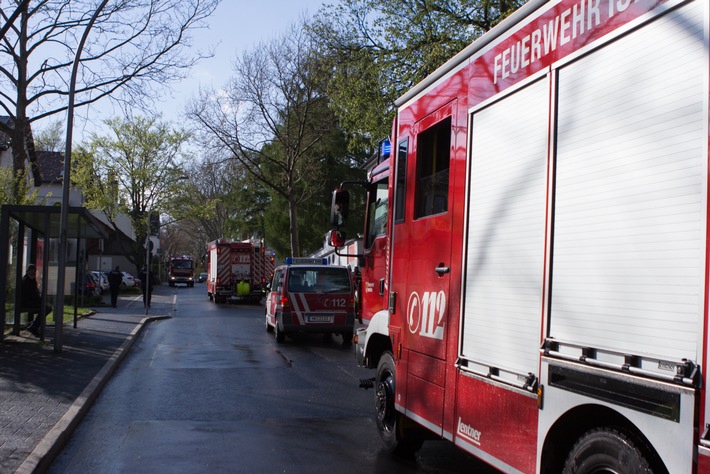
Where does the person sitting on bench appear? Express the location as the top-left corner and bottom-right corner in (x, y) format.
(22, 264), (52, 337)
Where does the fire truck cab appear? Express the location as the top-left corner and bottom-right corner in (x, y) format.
(265, 257), (356, 345)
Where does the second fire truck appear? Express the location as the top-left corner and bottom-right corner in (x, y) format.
(206, 239), (273, 304)
(329, 0), (710, 471)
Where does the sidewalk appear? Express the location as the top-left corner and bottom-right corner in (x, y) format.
(0, 287), (174, 474)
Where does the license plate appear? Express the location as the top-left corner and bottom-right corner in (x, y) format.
(307, 314), (333, 323)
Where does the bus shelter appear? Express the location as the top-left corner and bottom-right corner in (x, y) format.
(0, 205), (108, 352)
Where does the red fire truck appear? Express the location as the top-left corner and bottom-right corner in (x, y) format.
(206, 239), (271, 303)
(329, 0), (710, 471)
(167, 255), (195, 287)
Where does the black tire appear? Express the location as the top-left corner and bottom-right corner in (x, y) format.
(375, 351), (424, 455)
(341, 330), (353, 346)
(275, 320), (285, 343)
(562, 428), (654, 474)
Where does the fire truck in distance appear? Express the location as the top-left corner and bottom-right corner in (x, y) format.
(329, 0), (710, 471)
(206, 239), (273, 304)
(167, 255), (195, 287)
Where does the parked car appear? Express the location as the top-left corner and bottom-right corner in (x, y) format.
(265, 259), (355, 344)
(197, 272), (207, 283)
(121, 272), (138, 287)
(90, 271), (109, 292)
(77, 272), (101, 297)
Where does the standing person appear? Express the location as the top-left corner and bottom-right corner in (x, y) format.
(21, 264), (52, 337)
(139, 266), (153, 307)
(107, 266), (123, 308)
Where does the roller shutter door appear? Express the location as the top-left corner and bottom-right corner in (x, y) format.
(550, 0), (707, 361)
(462, 77), (549, 376)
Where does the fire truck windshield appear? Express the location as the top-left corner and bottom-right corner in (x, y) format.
(172, 260), (193, 269)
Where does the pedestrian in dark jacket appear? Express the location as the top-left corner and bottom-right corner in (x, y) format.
(21, 264), (52, 337)
(108, 266), (123, 308)
(139, 266), (154, 307)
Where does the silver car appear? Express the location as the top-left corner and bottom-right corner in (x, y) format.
(90, 271), (109, 292)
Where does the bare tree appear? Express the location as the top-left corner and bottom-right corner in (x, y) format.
(168, 154), (247, 245)
(0, 0), (219, 199)
(187, 22), (337, 257)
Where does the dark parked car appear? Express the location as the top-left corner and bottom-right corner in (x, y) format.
(77, 272), (101, 297)
(197, 272), (207, 283)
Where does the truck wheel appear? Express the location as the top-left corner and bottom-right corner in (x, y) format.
(341, 330), (352, 346)
(275, 321), (285, 343)
(375, 351), (424, 455)
(265, 313), (273, 333)
(562, 428), (654, 474)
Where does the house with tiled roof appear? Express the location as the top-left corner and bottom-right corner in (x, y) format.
(35, 150), (82, 206)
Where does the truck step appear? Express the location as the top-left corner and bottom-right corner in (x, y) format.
(359, 377), (375, 389)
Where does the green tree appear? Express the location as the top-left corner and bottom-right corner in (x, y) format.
(33, 121), (64, 152)
(309, 0), (523, 150)
(0, 167), (38, 205)
(73, 115), (191, 272)
(259, 125), (368, 258)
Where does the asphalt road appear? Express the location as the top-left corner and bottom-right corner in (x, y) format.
(48, 284), (496, 473)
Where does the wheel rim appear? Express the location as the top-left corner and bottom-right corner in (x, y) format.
(376, 370), (396, 433)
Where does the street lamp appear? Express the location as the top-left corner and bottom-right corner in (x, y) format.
(55, 0), (109, 352)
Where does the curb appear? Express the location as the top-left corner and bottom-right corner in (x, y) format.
(15, 315), (169, 474)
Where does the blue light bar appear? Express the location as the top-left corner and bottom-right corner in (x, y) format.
(379, 138), (391, 163)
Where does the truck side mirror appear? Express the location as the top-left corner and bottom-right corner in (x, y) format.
(328, 230), (346, 248)
(330, 189), (349, 228)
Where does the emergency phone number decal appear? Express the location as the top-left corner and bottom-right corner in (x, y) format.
(322, 298), (348, 308)
(407, 291), (446, 340)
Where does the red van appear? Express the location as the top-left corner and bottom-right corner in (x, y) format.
(265, 258), (355, 345)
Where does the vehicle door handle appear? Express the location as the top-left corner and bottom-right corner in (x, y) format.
(435, 265), (450, 276)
